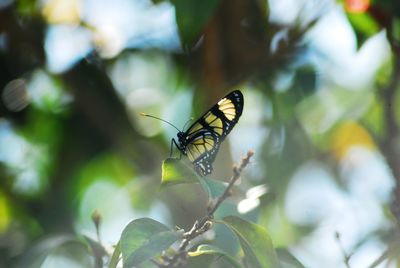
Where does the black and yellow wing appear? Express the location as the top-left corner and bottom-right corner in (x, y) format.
(175, 90), (244, 176)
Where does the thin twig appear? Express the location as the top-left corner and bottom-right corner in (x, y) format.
(159, 150), (254, 267)
(335, 232), (352, 268)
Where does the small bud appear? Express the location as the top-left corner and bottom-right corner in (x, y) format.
(203, 220), (213, 230)
(247, 150), (254, 157)
(334, 231), (340, 240)
(91, 209), (102, 231)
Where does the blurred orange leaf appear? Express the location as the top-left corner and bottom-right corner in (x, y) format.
(331, 121), (375, 159)
(345, 0), (370, 14)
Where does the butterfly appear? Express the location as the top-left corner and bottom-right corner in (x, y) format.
(171, 90), (244, 176)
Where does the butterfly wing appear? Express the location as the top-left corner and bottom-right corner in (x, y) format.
(184, 130), (220, 176)
(181, 90), (244, 176)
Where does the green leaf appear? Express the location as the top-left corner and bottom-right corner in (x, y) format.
(199, 177), (228, 200)
(120, 218), (182, 267)
(172, 0), (221, 45)
(221, 216), (279, 268)
(189, 244), (243, 268)
(276, 248), (305, 268)
(161, 158), (199, 187)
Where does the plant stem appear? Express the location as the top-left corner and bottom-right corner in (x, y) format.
(159, 150), (254, 267)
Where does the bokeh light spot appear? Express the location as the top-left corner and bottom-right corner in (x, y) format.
(2, 79), (30, 112)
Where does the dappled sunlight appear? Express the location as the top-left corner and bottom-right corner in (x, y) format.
(340, 146), (394, 202)
(72, 153), (171, 244)
(268, 0), (332, 26)
(2, 0), (400, 266)
(285, 162), (347, 226)
(229, 89), (270, 177)
(285, 161), (391, 267)
(27, 69), (71, 112)
(82, 0), (179, 51)
(0, 121), (47, 196)
(77, 180), (136, 244)
(109, 52), (194, 139)
(45, 25), (92, 73)
(286, 156), (392, 267)
(237, 184), (268, 214)
(307, 5), (390, 89)
(297, 87), (374, 134)
(44, 0), (179, 72)
(76, 179), (171, 244)
(42, 0), (81, 25)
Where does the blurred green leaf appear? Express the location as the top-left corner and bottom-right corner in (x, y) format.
(17, 0), (38, 16)
(18, 236), (91, 268)
(347, 12), (380, 48)
(375, 56), (393, 88)
(120, 218), (182, 267)
(161, 158), (198, 187)
(199, 177), (228, 200)
(83, 235), (107, 267)
(362, 96), (385, 139)
(394, 17), (400, 46)
(172, 0), (221, 45)
(40, 241), (92, 268)
(0, 191), (11, 233)
(150, 0), (166, 4)
(188, 244), (243, 268)
(276, 248), (305, 268)
(75, 154), (134, 196)
(221, 216), (279, 268)
(293, 66), (317, 96)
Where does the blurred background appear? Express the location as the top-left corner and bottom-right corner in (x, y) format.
(1, 0), (400, 267)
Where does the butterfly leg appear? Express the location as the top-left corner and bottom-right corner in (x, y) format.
(171, 138), (183, 160)
(170, 138), (180, 158)
(170, 139), (175, 157)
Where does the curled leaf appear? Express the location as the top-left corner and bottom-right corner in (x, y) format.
(161, 158), (199, 187)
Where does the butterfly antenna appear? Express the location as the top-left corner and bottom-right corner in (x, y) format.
(140, 113), (181, 132)
(182, 117), (194, 131)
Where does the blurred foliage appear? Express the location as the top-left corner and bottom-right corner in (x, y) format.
(172, 0), (221, 46)
(1, 0), (400, 267)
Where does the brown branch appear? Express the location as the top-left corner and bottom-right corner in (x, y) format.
(366, 248), (390, 268)
(159, 150), (254, 267)
(367, 236), (400, 268)
(377, 21), (400, 224)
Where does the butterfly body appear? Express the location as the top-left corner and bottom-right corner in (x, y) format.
(172, 90), (244, 176)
